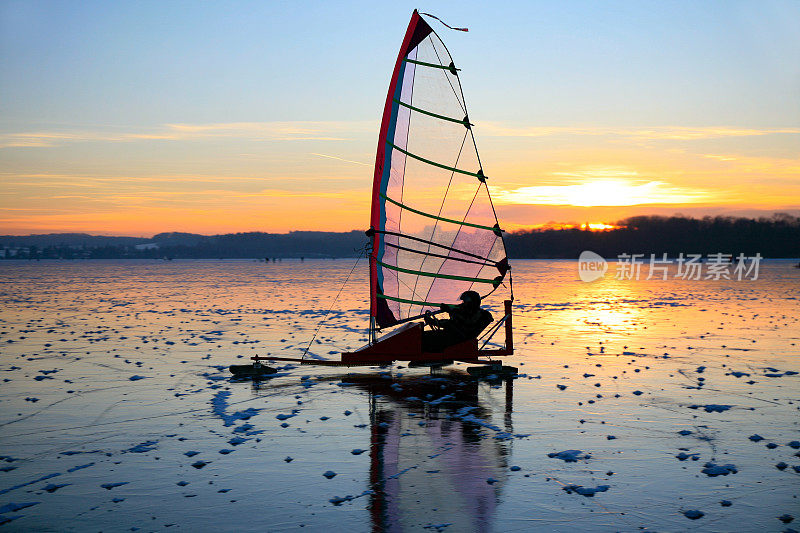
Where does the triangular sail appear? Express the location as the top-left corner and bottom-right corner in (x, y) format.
(369, 10), (510, 329)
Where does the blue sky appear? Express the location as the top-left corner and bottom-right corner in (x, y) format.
(3, 0), (798, 126)
(1, 1), (798, 235)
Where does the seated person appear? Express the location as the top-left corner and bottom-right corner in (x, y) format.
(421, 290), (493, 353)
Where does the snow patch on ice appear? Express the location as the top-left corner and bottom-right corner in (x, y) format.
(548, 450), (591, 462)
(0, 473), (61, 496)
(210, 391), (261, 426)
(125, 440), (158, 453)
(100, 482), (129, 490)
(563, 484), (609, 497)
(328, 489), (373, 506)
(702, 462), (738, 477)
(688, 404), (732, 413)
(0, 502), (39, 513)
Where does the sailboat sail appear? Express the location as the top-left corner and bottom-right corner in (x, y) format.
(369, 10), (510, 329)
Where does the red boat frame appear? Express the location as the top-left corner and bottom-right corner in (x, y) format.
(252, 300), (513, 367)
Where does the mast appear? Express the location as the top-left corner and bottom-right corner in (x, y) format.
(369, 10), (433, 333)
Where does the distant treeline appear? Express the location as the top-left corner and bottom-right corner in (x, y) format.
(0, 231), (367, 260)
(1, 214), (798, 260)
(506, 214), (800, 258)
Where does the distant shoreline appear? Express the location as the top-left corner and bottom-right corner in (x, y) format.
(2, 214), (798, 260)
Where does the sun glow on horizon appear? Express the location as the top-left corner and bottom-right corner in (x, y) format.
(494, 178), (713, 207)
(504, 221), (624, 232)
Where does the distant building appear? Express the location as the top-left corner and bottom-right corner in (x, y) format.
(134, 243), (159, 251)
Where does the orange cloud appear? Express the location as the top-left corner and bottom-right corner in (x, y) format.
(478, 124), (800, 140)
(0, 121), (374, 148)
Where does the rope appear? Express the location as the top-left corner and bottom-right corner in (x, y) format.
(300, 251), (364, 361)
(479, 314), (508, 350)
(421, 12), (469, 32)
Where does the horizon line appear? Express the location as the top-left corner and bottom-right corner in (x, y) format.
(2, 211), (800, 240)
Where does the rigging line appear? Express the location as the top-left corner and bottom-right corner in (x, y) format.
(480, 276), (505, 301)
(424, 182), (487, 303)
(380, 239), (438, 310)
(379, 266), (440, 322)
(429, 21), (504, 242)
(300, 252), (362, 361)
(469, 129), (503, 229)
(409, 129), (468, 315)
(429, 34), (467, 115)
(478, 171), (512, 300)
(379, 278), (439, 307)
(420, 12), (469, 32)
(444, 61), (510, 284)
(466, 144), (511, 300)
(394, 275), (433, 307)
(382, 307), (449, 328)
(444, 44), (511, 300)
(507, 270), (515, 301)
(479, 314), (508, 350)
(429, 25), (470, 126)
(375, 229), (495, 262)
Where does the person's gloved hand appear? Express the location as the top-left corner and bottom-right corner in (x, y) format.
(424, 311), (439, 328)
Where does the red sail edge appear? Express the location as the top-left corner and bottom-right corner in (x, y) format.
(369, 10), (433, 329)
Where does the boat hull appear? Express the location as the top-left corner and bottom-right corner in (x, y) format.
(341, 323), (505, 365)
(252, 300), (513, 367)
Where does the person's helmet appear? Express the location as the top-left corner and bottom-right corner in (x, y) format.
(459, 290), (481, 307)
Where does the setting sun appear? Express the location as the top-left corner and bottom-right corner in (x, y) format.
(580, 222), (619, 231)
(508, 221), (623, 232)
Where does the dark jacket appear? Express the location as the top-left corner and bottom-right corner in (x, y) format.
(438, 303), (493, 343)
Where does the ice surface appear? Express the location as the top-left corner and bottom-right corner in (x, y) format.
(0, 259), (798, 532)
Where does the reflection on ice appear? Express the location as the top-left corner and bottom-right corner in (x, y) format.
(343, 373), (514, 532)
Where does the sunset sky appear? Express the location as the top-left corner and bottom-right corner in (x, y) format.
(1, 0), (798, 236)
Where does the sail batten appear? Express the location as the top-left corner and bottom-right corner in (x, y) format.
(393, 98), (470, 127)
(385, 141), (483, 179)
(381, 194), (499, 232)
(369, 10), (511, 328)
(382, 242), (498, 269)
(404, 58), (459, 73)
(377, 260), (501, 285)
(373, 229), (502, 262)
(377, 294), (441, 307)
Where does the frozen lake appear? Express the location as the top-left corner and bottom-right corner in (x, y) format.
(0, 258), (798, 532)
